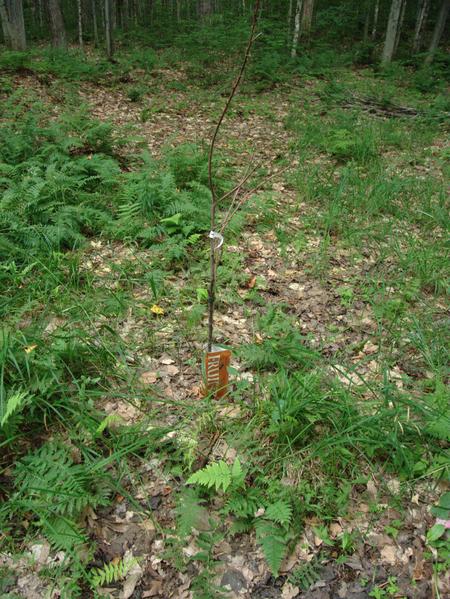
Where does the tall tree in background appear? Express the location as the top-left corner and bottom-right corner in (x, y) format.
(0, 0), (26, 50)
(91, 0), (99, 47)
(198, 0), (213, 19)
(291, 0), (303, 57)
(371, 0), (380, 39)
(425, 0), (449, 63)
(48, 0), (67, 49)
(382, 0), (405, 62)
(301, 0), (314, 38)
(413, 0), (430, 52)
(105, 0), (114, 60)
(77, 0), (84, 51)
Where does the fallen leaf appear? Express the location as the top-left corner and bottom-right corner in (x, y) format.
(165, 364), (179, 376)
(140, 371), (158, 384)
(246, 275), (257, 289)
(380, 545), (397, 564)
(142, 581), (163, 597)
(281, 582), (300, 599)
(159, 354), (174, 365)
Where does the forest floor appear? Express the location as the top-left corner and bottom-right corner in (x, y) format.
(0, 49), (449, 599)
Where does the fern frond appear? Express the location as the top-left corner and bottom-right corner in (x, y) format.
(0, 389), (30, 427)
(187, 460), (232, 492)
(176, 488), (207, 537)
(255, 520), (288, 577)
(265, 500), (292, 526)
(90, 556), (137, 589)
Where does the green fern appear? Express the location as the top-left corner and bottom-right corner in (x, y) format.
(0, 389), (30, 427)
(90, 556), (137, 589)
(13, 442), (111, 546)
(187, 458), (243, 493)
(265, 500), (292, 525)
(176, 488), (208, 537)
(255, 520), (288, 577)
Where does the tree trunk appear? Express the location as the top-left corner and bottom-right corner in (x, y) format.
(424, 0), (449, 64)
(0, 0), (26, 50)
(301, 0), (314, 37)
(78, 0), (84, 51)
(198, 0), (212, 19)
(393, 0), (406, 55)
(92, 0), (99, 47)
(48, 0), (67, 49)
(382, 0), (404, 62)
(105, 0), (114, 60)
(0, 1), (12, 47)
(413, 0), (430, 52)
(363, 2), (371, 42)
(291, 0), (303, 57)
(371, 0), (380, 39)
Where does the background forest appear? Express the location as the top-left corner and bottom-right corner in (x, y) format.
(0, 1), (449, 599)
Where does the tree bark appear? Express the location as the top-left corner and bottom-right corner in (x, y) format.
(0, 0), (12, 47)
(48, 0), (67, 49)
(382, 0), (404, 62)
(291, 0), (303, 57)
(198, 0), (212, 19)
(105, 0), (114, 60)
(78, 0), (84, 51)
(393, 0), (406, 55)
(413, 0), (430, 52)
(91, 0), (99, 47)
(363, 2), (371, 42)
(301, 0), (314, 37)
(0, 0), (26, 50)
(371, 0), (380, 39)
(425, 0), (449, 64)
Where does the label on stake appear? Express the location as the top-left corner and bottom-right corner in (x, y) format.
(204, 347), (231, 399)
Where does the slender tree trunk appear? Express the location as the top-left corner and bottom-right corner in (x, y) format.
(425, 0), (449, 64)
(301, 0), (314, 38)
(413, 0), (430, 52)
(393, 0), (406, 54)
(291, 0), (303, 57)
(105, 0), (114, 60)
(363, 2), (371, 42)
(38, 0), (44, 29)
(371, 0), (380, 39)
(0, 0), (11, 46)
(382, 0), (404, 62)
(78, 0), (84, 51)
(92, 0), (99, 46)
(288, 0), (293, 32)
(48, 0), (67, 49)
(198, 0), (212, 19)
(0, 0), (26, 50)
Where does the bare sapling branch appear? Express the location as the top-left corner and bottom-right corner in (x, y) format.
(207, 0), (261, 352)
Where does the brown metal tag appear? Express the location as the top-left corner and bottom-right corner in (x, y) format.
(204, 347), (231, 399)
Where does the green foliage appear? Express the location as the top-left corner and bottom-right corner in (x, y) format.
(187, 458), (244, 493)
(90, 557), (137, 589)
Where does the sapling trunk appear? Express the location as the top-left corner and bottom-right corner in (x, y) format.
(206, 0), (260, 352)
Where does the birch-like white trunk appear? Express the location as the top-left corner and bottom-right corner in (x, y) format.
(371, 0), (380, 39)
(291, 0), (303, 57)
(382, 0), (404, 62)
